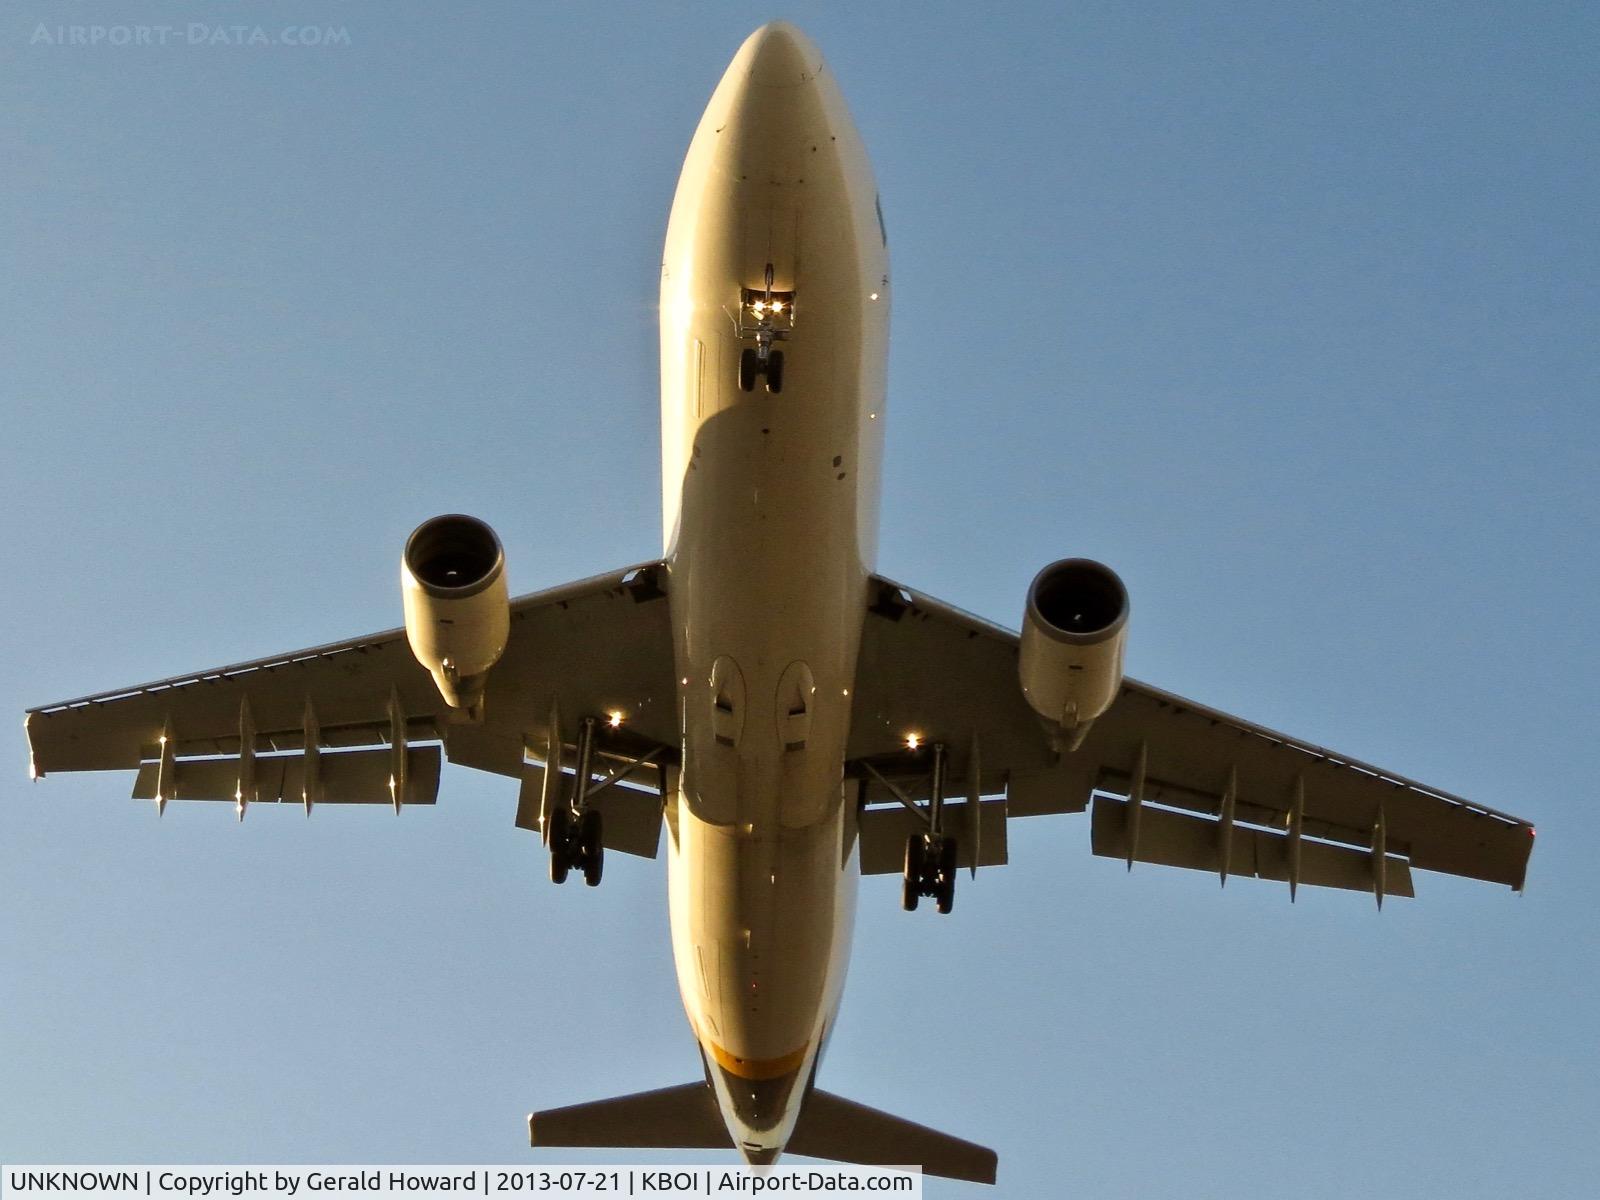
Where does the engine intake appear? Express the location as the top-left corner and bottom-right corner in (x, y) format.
(1019, 558), (1129, 751)
(402, 514), (510, 712)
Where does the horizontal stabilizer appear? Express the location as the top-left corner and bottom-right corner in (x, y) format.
(787, 1090), (997, 1185)
(529, 1082), (728, 1150)
(1091, 796), (1415, 897)
(528, 1083), (996, 1184)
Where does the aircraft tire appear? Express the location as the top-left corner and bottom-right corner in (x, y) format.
(547, 807), (572, 884)
(581, 808), (604, 887)
(902, 834), (925, 911)
(935, 838), (958, 914)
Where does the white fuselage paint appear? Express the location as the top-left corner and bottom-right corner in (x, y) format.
(658, 24), (889, 1159)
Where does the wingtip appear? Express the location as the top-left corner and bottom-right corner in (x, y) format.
(23, 711), (44, 780)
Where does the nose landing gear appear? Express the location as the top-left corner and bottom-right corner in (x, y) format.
(739, 346), (785, 394)
(735, 262), (793, 394)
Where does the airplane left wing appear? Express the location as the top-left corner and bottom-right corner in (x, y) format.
(25, 563), (678, 840)
(848, 576), (1535, 899)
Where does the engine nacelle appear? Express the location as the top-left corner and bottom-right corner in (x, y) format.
(402, 514), (510, 712)
(1018, 558), (1129, 751)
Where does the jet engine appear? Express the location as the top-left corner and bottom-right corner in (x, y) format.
(1018, 558), (1129, 751)
(401, 514), (510, 712)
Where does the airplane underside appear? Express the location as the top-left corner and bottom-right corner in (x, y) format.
(21, 19), (1534, 1192)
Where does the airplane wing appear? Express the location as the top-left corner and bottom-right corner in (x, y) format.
(25, 562), (678, 853)
(847, 576), (1534, 899)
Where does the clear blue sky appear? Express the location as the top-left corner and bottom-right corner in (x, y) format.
(3, 3), (1596, 1196)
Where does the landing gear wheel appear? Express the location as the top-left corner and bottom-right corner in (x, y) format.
(547, 806), (571, 885)
(739, 348), (758, 392)
(901, 834), (925, 912)
(935, 837), (958, 915)
(765, 350), (785, 394)
(580, 808), (604, 887)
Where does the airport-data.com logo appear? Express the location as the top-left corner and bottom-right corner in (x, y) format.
(30, 23), (353, 48)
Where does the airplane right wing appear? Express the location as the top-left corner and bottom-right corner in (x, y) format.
(848, 576), (1535, 899)
(25, 562), (679, 855)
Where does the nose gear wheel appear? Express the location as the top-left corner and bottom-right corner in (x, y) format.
(734, 262), (793, 394)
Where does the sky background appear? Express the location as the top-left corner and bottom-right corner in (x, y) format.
(3, 2), (1597, 1196)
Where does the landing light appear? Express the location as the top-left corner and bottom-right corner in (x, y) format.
(607, 710), (624, 729)
(905, 733), (922, 751)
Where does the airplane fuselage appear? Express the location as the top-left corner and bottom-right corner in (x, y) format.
(658, 24), (889, 1158)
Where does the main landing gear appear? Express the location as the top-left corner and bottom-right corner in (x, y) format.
(902, 830), (958, 914)
(863, 740), (970, 917)
(540, 707), (668, 890)
(544, 712), (606, 887)
(547, 802), (604, 887)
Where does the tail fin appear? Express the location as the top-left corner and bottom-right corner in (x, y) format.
(788, 1090), (997, 1185)
(528, 1082), (728, 1149)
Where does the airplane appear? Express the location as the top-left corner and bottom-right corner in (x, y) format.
(22, 21), (1535, 1187)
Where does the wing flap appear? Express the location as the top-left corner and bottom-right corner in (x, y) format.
(1090, 796), (1415, 897)
(1005, 760), (1095, 817)
(856, 800), (1008, 875)
(129, 746), (443, 807)
(590, 787), (664, 858)
(511, 760), (665, 859)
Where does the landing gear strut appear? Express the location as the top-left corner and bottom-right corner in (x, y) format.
(546, 715), (605, 886)
(540, 708), (667, 889)
(865, 741), (962, 916)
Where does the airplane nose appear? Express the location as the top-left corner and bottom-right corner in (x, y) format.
(740, 21), (824, 87)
